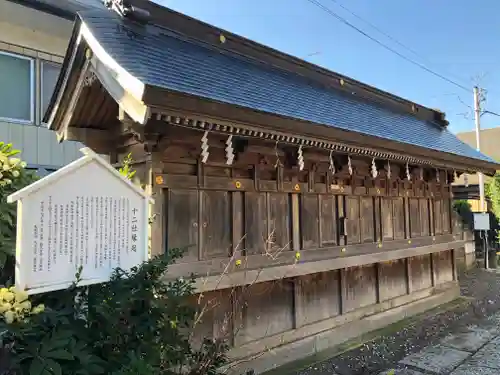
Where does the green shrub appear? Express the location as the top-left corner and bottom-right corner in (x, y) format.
(0, 143), (37, 284)
(0, 147), (229, 375)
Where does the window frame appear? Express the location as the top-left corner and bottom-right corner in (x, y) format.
(40, 60), (62, 126)
(0, 50), (35, 124)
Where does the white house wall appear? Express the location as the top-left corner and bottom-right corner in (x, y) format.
(0, 1), (82, 170)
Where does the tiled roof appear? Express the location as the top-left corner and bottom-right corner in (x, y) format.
(79, 10), (495, 164)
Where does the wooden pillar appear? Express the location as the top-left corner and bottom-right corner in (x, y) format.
(404, 195), (411, 239)
(406, 258), (412, 294)
(430, 252), (436, 287)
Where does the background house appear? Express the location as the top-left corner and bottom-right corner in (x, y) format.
(453, 127), (500, 211)
(0, 0), (102, 176)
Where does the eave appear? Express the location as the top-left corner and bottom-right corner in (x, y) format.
(46, 19), (149, 138)
(142, 88), (499, 176)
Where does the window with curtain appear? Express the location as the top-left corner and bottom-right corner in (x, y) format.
(0, 52), (33, 122)
(41, 61), (61, 123)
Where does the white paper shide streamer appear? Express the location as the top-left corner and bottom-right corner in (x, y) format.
(371, 158), (378, 179)
(348, 155), (353, 176)
(201, 131), (209, 164)
(436, 168), (440, 183)
(329, 151), (336, 175)
(464, 173), (469, 187)
(298, 145), (304, 171)
(406, 162), (410, 181)
(386, 160), (391, 179)
(225, 135), (234, 165)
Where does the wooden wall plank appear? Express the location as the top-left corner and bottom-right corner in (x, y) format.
(167, 189), (199, 262)
(381, 198), (394, 241)
(409, 198), (420, 238)
(346, 197), (361, 244)
(235, 280), (294, 345)
(269, 193), (292, 251)
(342, 265), (377, 312)
(360, 197), (375, 243)
(232, 191), (244, 253)
(296, 271), (341, 326)
(410, 254), (432, 291)
(301, 195), (320, 249)
(190, 289), (233, 347)
(434, 250), (454, 284)
(393, 197), (405, 240)
(443, 199), (451, 234)
(434, 199), (443, 235)
(320, 195), (337, 246)
(245, 192), (268, 254)
(201, 190), (232, 259)
(378, 259), (407, 301)
(420, 199), (430, 237)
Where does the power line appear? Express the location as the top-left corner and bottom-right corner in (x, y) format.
(325, 0), (472, 89)
(305, 0), (471, 92)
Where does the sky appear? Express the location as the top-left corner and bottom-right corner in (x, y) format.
(155, 0), (500, 134)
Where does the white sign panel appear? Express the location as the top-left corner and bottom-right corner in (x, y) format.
(473, 212), (490, 231)
(8, 148), (152, 295)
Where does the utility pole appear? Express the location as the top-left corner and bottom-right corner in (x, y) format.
(474, 86), (489, 270)
(473, 86), (486, 213)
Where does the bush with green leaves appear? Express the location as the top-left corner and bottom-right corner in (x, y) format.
(485, 172), (500, 241)
(0, 143), (37, 284)
(0, 148), (229, 375)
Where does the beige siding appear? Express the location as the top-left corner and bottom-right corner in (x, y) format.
(0, 1), (82, 169)
(0, 121), (82, 168)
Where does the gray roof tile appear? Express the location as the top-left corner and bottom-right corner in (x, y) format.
(79, 10), (494, 164)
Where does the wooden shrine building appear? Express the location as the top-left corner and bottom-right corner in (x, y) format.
(45, 1), (499, 373)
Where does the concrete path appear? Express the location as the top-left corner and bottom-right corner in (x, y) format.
(378, 312), (500, 374)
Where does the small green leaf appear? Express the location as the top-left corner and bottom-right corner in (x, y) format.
(45, 358), (62, 375)
(29, 357), (45, 375)
(47, 349), (74, 361)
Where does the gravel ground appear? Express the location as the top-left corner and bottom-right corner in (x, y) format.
(295, 267), (500, 375)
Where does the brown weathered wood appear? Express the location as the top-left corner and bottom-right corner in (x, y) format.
(343, 265), (377, 312)
(434, 199), (443, 235)
(406, 258), (412, 294)
(409, 198), (420, 238)
(360, 197), (375, 243)
(232, 191), (244, 253)
(301, 194), (320, 249)
(338, 195), (347, 246)
(291, 194), (301, 251)
(235, 280), (294, 345)
(430, 252), (436, 287)
(434, 250), (454, 284)
(269, 193), (292, 251)
(420, 198), (430, 237)
(320, 194), (337, 246)
(201, 190), (232, 259)
(244, 192), (267, 254)
(346, 196), (361, 244)
(296, 271), (341, 326)
(410, 254), (432, 291)
(443, 199), (451, 234)
(150, 158), (165, 257)
(374, 197), (382, 243)
(381, 197), (394, 241)
(393, 197), (405, 240)
(378, 260), (407, 301)
(166, 189), (199, 262)
(187, 241), (464, 292)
